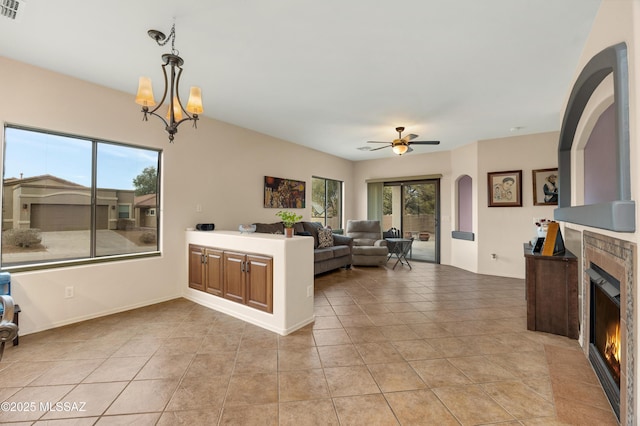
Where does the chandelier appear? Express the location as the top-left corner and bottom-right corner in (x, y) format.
(135, 24), (203, 142)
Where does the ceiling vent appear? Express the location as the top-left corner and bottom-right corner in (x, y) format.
(1, 0), (24, 21)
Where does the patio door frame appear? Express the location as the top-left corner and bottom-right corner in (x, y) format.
(383, 178), (441, 264)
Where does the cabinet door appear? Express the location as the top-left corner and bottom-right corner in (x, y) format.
(246, 255), (273, 313)
(525, 250), (579, 339)
(204, 248), (224, 296)
(188, 245), (205, 291)
(224, 251), (246, 304)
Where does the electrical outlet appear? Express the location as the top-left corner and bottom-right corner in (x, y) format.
(196, 204), (202, 212)
(65, 286), (74, 298)
(307, 285), (313, 297)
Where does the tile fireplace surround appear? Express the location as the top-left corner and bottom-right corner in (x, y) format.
(583, 230), (636, 424)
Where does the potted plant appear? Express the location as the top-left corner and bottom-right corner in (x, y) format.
(276, 210), (303, 237)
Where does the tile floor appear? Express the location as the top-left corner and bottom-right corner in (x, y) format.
(0, 263), (618, 425)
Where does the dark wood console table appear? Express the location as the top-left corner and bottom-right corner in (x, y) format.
(523, 244), (578, 339)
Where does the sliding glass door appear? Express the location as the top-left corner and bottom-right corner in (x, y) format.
(383, 179), (439, 263)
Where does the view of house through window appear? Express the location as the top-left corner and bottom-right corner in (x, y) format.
(2, 126), (161, 267)
(311, 176), (342, 230)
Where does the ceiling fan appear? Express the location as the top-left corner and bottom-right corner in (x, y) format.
(367, 127), (440, 155)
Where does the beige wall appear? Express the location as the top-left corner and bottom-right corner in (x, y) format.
(476, 132), (559, 277)
(557, 0), (640, 418)
(451, 142), (479, 273)
(353, 132), (559, 279)
(560, 0), (640, 247)
(0, 56), (353, 335)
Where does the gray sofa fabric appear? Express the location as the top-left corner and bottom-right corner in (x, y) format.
(346, 220), (389, 266)
(253, 221), (353, 275)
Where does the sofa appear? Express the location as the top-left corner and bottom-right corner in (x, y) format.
(253, 221), (353, 275)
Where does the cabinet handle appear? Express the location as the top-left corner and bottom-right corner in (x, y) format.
(241, 261), (245, 272)
(201, 254), (205, 264)
(245, 261), (250, 273)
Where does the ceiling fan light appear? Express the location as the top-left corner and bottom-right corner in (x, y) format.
(392, 144), (409, 155)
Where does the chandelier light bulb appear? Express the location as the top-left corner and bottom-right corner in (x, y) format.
(135, 77), (156, 107)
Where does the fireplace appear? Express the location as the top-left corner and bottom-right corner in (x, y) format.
(582, 231), (635, 424)
(587, 263), (621, 420)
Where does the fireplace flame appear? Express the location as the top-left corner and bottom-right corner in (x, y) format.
(605, 323), (621, 372)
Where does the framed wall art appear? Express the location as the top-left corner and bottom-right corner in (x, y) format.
(264, 176), (306, 208)
(532, 168), (558, 205)
(488, 170), (522, 207)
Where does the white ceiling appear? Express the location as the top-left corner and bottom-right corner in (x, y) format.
(0, 0), (601, 160)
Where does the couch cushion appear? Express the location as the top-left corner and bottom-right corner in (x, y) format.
(352, 246), (388, 256)
(353, 238), (377, 246)
(346, 220), (383, 240)
(314, 247), (335, 262)
(254, 222), (284, 234)
(331, 245), (351, 258)
(302, 222), (323, 248)
(318, 228), (333, 248)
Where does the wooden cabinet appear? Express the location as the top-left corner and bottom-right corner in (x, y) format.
(223, 251), (246, 304)
(245, 254), (273, 313)
(190, 245), (273, 314)
(524, 244), (578, 339)
(189, 245), (206, 292)
(223, 251), (273, 313)
(204, 249), (224, 296)
(189, 245), (224, 296)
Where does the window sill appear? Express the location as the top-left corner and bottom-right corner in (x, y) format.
(2, 251), (161, 273)
(452, 231), (474, 241)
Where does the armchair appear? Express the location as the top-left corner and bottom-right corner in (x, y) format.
(346, 220), (389, 266)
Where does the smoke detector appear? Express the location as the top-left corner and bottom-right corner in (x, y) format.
(1, 0), (25, 22)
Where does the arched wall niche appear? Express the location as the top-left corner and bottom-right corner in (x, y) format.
(571, 75), (614, 208)
(452, 174), (474, 241)
(555, 42), (635, 232)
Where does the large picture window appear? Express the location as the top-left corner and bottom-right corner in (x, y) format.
(2, 125), (161, 269)
(311, 176), (342, 230)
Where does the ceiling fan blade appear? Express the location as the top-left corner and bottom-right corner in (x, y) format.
(403, 133), (419, 141)
(408, 141), (440, 145)
(367, 141), (391, 144)
(369, 145), (391, 151)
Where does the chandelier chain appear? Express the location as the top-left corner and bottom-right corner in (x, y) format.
(156, 23), (178, 56)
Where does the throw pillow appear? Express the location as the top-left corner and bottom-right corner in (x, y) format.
(318, 228), (333, 248)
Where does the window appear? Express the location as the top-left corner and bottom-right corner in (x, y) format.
(118, 205), (131, 219)
(2, 125), (161, 269)
(311, 176), (342, 230)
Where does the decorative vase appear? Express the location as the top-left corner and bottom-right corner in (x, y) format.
(284, 227), (294, 238)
